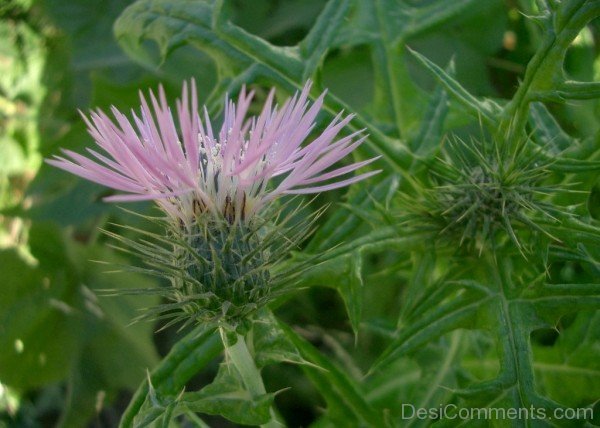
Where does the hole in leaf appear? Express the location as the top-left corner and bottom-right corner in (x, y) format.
(531, 310), (600, 409)
(530, 327), (559, 347)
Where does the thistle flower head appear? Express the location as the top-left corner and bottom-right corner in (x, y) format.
(47, 80), (378, 225)
(404, 136), (562, 255)
(48, 80), (378, 325)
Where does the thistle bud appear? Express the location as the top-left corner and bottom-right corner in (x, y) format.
(404, 136), (559, 255)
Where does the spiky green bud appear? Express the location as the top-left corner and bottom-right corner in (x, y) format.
(403, 136), (567, 255)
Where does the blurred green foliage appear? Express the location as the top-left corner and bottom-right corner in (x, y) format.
(1, 0), (599, 427)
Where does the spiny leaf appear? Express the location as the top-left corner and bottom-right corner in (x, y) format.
(180, 363), (276, 426)
(306, 175), (400, 253)
(407, 47), (502, 126)
(250, 310), (313, 368)
(279, 322), (388, 427)
(374, 281), (493, 371)
(120, 326), (222, 428)
(410, 61), (452, 159)
(529, 102), (573, 153)
(299, 0), (350, 80)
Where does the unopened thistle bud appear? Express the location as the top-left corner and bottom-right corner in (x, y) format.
(47, 80), (380, 324)
(403, 136), (559, 255)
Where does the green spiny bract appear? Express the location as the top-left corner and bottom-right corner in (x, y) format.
(103, 201), (319, 329)
(403, 136), (566, 255)
(170, 217), (272, 323)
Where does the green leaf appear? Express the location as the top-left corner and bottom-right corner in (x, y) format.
(529, 102), (573, 153)
(279, 322), (387, 427)
(334, 0), (490, 46)
(410, 62), (453, 159)
(288, 251), (366, 333)
(532, 311), (600, 408)
(131, 375), (181, 428)
(547, 157), (600, 173)
(181, 363), (275, 426)
(114, 0), (301, 78)
(408, 47), (502, 126)
(298, 0), (350, 81)
(250, 310), (307, 368)
(374, 280), (493, 371)
(366, 332), (466, 427)
(589, 179), (600, 220)
(290, 228), (431, 334)
(433, 260), (598, 423)
(132, 360), (275, 427)
(82, 247), (160, 372)
(120, 327), (222, 428)
(306, 175), (400, 253)
(0, 220), (162, 424)
(0, 12), (47, 215)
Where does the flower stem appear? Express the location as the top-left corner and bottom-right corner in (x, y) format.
(221, 328), (284, 427)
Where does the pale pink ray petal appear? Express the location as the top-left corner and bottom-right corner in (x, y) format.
(202, 105), (216, 148)
(178, 80), (200, 175)
(272, 122), (361, 180)
(299, 157), (381, 185)
(296, 135), (369, 180)
(59, 149), (144, 187)
(46, 158), (144, 193)
(282, 170), (381, 195)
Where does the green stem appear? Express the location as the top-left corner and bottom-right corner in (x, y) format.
(221, 328), (283, 428)
(498, 0), (597, 142)
(119, 327), (222, 428)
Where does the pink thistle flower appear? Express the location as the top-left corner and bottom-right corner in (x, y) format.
(47, 80), (380, 223)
